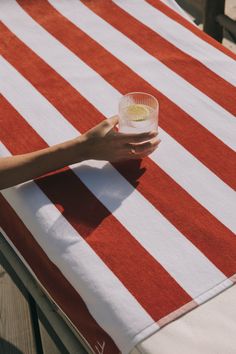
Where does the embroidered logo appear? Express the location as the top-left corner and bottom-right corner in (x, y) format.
(95, 340), (106, 354)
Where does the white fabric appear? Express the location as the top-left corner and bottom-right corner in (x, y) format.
(47, 0), (236, 232)
(114, 0), (236, 86)
(1, 0), (236, 151)
(0, 1), (235, 353)
(1, 2), (235, 235)
(133, 285), (236, 354)
(129, 2), (236, 352)
(0, 44), (235, 354)
(0, 57), (230, 300)
(48, 0), (236, 151)
(0, 143), (159, 354)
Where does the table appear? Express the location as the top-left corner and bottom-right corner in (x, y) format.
(0, 1), (236, 353)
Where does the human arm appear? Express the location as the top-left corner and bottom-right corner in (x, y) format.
(0, 116), (160, 190)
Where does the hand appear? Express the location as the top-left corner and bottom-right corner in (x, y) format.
(81, 116), (161, 162)
(0, 116), (160, 189)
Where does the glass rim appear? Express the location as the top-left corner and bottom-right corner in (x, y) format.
(119, 91), (159, 109)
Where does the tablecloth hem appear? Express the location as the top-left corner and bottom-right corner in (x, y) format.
(127, 274), (236, 354)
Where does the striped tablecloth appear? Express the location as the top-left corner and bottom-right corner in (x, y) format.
(0, 1), (236, 353)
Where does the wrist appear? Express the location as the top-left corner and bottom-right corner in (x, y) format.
(67, 135), (90, 164)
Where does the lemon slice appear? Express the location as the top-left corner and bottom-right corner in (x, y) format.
(126, 104), (150, 121)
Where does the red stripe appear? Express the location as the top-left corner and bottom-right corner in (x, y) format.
(82, 0), (236, 117)
(11, 1), (236, 190)
(1, 22), (236, 278)
(0, 96), (192, 322)
(146, 0), (236, 61)
(0, 195), (119, 353)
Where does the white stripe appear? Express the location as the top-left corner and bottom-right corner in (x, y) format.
(1, 16), (236, 235)
(114, 0), (236, 86)
(48, 0), (236, 151)
(1, 1), (233, 232)
(151, 130), (236, 233)
(0, 57), (230, 299)
(0, 142), (159, 354)
(0, 0), (120, 117)
(1, 1), (235, 153)
(1, 0), (235, 149)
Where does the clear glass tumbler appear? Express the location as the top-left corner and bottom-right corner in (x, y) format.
(118, 92), (159, 134)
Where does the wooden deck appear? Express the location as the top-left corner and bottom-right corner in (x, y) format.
(0, 232), (88, 354)
(0, 263), (61, 354)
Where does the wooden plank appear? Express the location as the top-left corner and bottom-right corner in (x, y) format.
(217, 14), (236, 39)
(39, 317), (61, 354)
(0, 234), (88, 354)
(0, 264), (37, 354)
(176, 0), (204, 23)
(203, 0), (225, 41)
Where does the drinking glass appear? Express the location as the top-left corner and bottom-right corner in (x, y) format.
(118, 92), (159, 134)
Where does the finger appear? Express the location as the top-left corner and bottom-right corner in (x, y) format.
(129, 137), (161, 154)
(107, 115), (119, 127)
(104, 116), (120, 135)
(95, 116), (119, 137)
(119, 130), (158, 143)
(138, 146), (159, 158)
(123, 139), (160, 160)
(130, 144), (160, 160)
